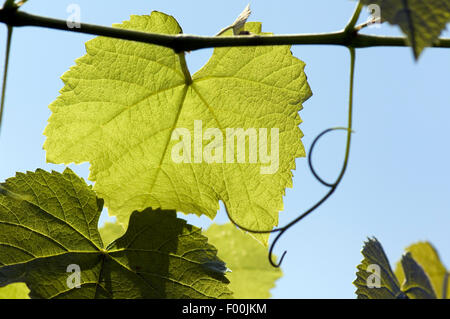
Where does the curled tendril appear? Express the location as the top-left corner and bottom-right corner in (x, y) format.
(224, 47), (356, 268)
(309, 127), (355, 188)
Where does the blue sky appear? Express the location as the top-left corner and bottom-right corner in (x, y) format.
(0, 0), (449, 298)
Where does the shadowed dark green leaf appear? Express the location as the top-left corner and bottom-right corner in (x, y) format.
(0, 168), (231, 299)
(360, 0), (450, 59)
(353, 237), (405, 299)
(395, 242), (449, 299)
(399, 252), (436, 298)
(354, 238), (450, 299)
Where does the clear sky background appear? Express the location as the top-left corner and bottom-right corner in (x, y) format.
(0, 0), (449, 299)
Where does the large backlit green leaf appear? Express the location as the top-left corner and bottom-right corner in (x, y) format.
(43, 12), (312, 245)
(0, 283), (29, 299)
(361, 0), (450, 59)
(205, 223), (282, 299)
(99, 221), (125, 247)
(0, 169), (231, 299)
(395, 242), (449, 299)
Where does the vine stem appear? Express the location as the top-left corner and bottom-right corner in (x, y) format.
(344, 1), (363, 34)
(0, 9), (449, 51)
(0, 25), (12, 136)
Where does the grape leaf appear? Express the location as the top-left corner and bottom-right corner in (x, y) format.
(354, 237), (448, 299)
(0, 168), (232, 299)
(399, 252), (436, 299)
(354, 237), (405, 299)
(43, 12), (312, 245)
(99, 221), (125, 247)
(0, 283), (29, 299)
(360, 0), (450, 59)
(205, 223), (282, 299)
(395, 242), (449, 299)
